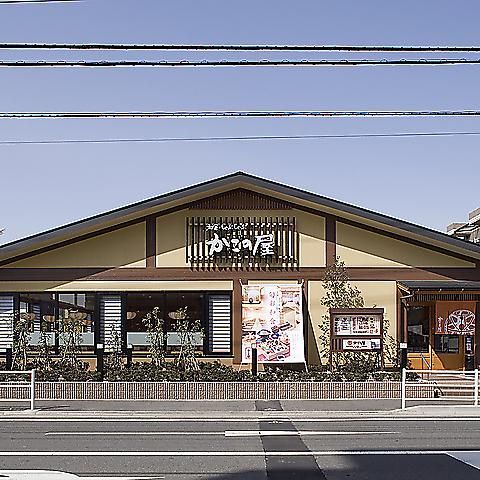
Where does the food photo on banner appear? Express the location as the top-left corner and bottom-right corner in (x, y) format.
(241, 284), (305, 363)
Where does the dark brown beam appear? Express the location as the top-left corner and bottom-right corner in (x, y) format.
(0, 266), (479, 282)
(145, 217), (157, 268)
(325, 216), (336, 267)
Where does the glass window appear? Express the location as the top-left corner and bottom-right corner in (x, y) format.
(57, 293), (96, 351)
(434, 335), (460, 354)
(407, 307), (430, 353)
(126, 293), (164, 332)
(125, 293), (163, 350)
(165, 292), (204, 355)
(57, 293), (95, 333)
(19, 293), (57, 333)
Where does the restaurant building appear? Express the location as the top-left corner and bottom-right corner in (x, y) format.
(0, 172), (479, 371)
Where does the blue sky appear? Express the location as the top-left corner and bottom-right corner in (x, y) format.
(1, 0), (480, 244)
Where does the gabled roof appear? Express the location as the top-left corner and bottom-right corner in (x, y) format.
(1, 171), (480, 262)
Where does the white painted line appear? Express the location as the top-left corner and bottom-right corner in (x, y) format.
(0, 450), (476, 457)
(225, 430), (396, 437)
(0, 473), (162, 480)
(45, 430), (396, 437)
(44, 432), (223, 436)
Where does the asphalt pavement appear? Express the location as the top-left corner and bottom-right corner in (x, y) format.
(1, 400), (480, 479)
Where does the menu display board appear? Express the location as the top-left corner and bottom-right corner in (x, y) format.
(333, 314), (381, 336)
(330, 308), (384, 353)
(241, 284), (304, 363)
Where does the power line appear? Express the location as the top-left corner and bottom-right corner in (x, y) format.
(2, 110), (480, 119)
(1, 131), (480, 146)
(2, 59), (480, 68)
(1, 43), (480, 52)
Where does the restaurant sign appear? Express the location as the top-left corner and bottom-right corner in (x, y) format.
(186, 217), (297, 268)
(330, 308), (384, 352)
(342, 338), (381, 351)
(435, 302), (476, 335)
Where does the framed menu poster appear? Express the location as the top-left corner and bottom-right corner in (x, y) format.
(330, 308), (384, 353)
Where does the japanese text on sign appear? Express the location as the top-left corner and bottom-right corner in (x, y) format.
(206, 233), (274, 257)
(333, 315), (381, 336)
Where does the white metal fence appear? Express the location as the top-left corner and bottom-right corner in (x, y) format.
(0, 369), (35, 409)
(401, 368), (479, 409)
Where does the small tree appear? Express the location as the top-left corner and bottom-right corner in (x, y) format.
(35, 329), (54, 371)
(173, 307), (205, 377)
(318, 257), (364, 361)
(59, 310), (85, 367)
(12, 313), (34, 370)
(105, 325), (123, 371)
(142, 306), (166, 367)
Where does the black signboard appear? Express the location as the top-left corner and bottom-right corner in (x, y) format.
(186, 216), (298, 269)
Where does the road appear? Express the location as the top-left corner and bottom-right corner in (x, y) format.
(1, 402), (480, 479)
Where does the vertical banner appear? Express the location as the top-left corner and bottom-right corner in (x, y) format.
(241, 284), (305, 363)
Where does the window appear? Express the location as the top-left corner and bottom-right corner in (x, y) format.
(57, 293), (96, 350)
(434, 335), (459, 354)
(18, 293), (96, 351)
(19, 293), (56, 334)
(165, 292), (205, 355)
(407, 307), (430, 353)
(124, 291), (231, 356)
(126, 293), (164, 332)
(125, 293), (164, 350)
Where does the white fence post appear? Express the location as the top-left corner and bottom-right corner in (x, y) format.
(30, 369), (35, 410)
(475, 369), (479, 407)
(401, 368), (406, 410)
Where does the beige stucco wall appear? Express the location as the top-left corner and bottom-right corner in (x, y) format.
(0, 280), (233, 292)
(336, 222), (474, 268)
(307, 280), (397, 364)
(5, 223), (146, 268)
(156, 208), (326, 268)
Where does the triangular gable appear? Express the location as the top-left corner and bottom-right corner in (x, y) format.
(1, 171), (479, 266)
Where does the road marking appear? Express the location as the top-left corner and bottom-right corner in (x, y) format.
(0, 472), (162, 480)
(45, 432), (222, 436)
(4, 416), (480, 423)
(45, 430), (396, 437)
(0, 450), (478, 457)
(224, 430), (396, 437)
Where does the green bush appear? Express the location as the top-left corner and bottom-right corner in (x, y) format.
(34, 361), (101, 382)
(1, 359), (401, 382)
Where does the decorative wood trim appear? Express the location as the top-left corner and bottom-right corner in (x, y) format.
(145, 217), (156, 268)
(189, 188), (292, 210)
(325, 216), (336, 267)
(0, 266), (479, 282)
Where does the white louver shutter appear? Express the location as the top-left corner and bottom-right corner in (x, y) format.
(208, 295), (231, 354)
(32, 304), (41, 332)
(0, 296), (14, 349)
(100, 295), (122, 349)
